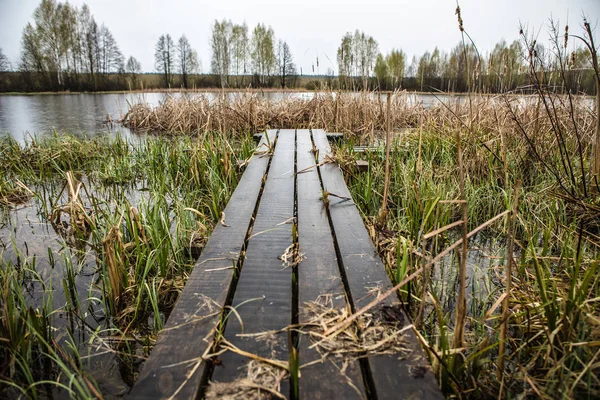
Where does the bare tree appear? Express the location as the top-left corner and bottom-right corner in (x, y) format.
(60, 2), (80, 86)
(178, 35), (198, 88)
(20, 24), (41, 72)
(126, 56), (141, 74)
(80, 4), (99, 87)
(126, 56), (141, 88)
(277, 40), (296, 88)
(98, 24), (123, 75)
(155, 34), (175, 87)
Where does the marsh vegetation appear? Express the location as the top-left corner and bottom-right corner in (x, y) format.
(1, 7), (599, 399)
(0, 133), (253, 397)
(2, 83), (598, 397)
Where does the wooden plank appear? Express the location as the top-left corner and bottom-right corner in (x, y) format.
(354, 160), (369, 173)
(313, 129), (443, 400)
(296, 129), (366, 399)
(326, 132), (344, 145)
(208, 129), (296, 396)
(128, 130), (278, 400)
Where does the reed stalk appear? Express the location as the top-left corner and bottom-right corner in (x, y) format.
(497, 180), (520, 384)
(378, 94), (392, 226)
(452, 128), (468, 350)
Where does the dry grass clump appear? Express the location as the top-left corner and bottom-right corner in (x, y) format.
(206, 360), (287, 400)
(339, 87), (599, 396)
(121, 91), (420, 137)
(120, 92), (596, 151)
(205, 300), (413, 400)
(299, 301), (411, 361)
(0, 179), (34, 206)
(50, 171), (94, 241)
(505, 260), (600, 397)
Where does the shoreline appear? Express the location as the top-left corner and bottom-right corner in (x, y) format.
(1, 88), (589, 97)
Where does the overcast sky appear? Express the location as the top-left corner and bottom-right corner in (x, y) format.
(0, 0), (598, 74)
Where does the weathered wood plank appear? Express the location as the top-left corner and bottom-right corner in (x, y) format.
(296, 129), (366, 399)
(208, 129), (296, 396)
(313, 129), (443, 400)
(130, 128), (441, 399)
(326, 132), (344, 145)
(128, 130), (278, 400)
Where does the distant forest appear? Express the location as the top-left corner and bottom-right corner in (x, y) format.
(0, 0), (596, 94)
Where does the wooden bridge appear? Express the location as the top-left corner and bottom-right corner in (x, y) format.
(129, 129), (443, 399)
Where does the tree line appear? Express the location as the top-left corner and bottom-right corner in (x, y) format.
(338, 32), (596, 94)
(153, 34), (199, 89)
(330, 24), (595, 95)
(0, 0), (596, 94)
(145, 20), (298, 89)
(8, 0), (138, 91)
(209, 20), (297, 88)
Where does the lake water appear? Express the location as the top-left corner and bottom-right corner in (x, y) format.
(0, 91), (468, 142)
(1, 91), (596, 143)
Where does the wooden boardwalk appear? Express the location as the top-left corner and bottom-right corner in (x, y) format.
(129, 129), (442, 399)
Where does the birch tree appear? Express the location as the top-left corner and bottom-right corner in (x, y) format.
(210, 19), (232, 87)
(251, 23), (276, 86)
(336, 30), (378, 89)
(386, 49), (406, 89)
(0, 47), (10, 71)
(230, 23), (249, 86)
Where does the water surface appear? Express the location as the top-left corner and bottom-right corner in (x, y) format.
(0, 91), (469, 142)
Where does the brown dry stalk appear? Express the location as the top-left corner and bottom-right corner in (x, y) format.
(51, 172), (94, 239)
(378, 94), (392, 226)
(430, 210), (509, 265)
(220, 211), (230, 227)
(219, 338), (290, 371)
(0, 179), (34, 206)
(422, 219), (464, 240)
(299, 300), (412, 370)
(453, 128), (468, 350)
